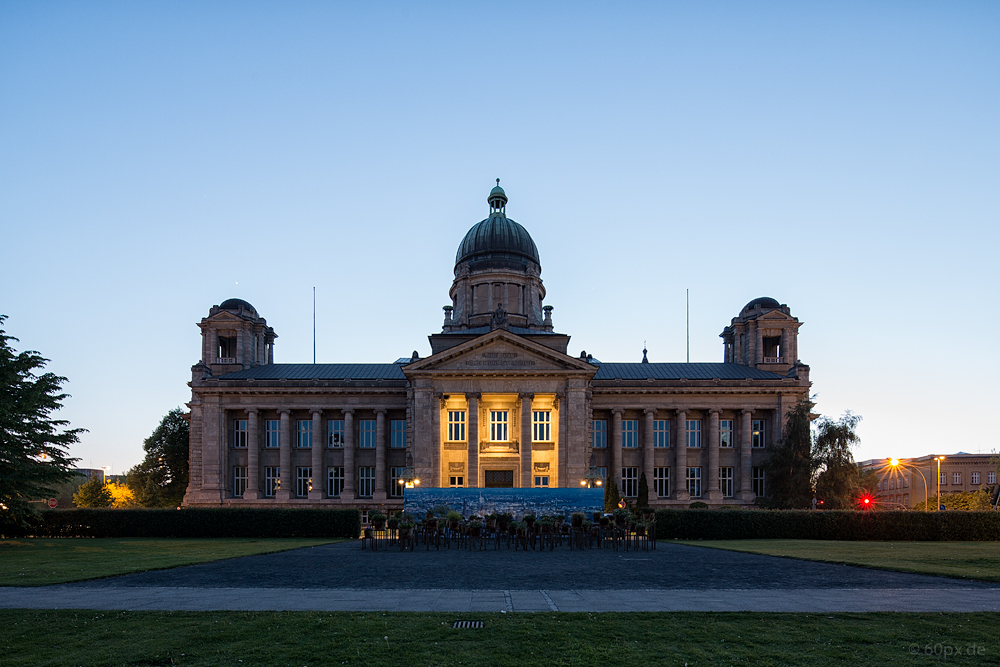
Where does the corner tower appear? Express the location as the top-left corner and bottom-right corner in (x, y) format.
(720, 296), (807, 381)
(193, 298), (276, 379)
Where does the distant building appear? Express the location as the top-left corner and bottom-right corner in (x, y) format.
(73, 468), (106, 482)
(859, 453), (998, 509)
(183, 184), (811, 509)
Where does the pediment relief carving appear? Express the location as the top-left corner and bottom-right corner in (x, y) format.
(407, 331), (595, 375)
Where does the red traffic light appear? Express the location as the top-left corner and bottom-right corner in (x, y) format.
(858, 494), (874, 509)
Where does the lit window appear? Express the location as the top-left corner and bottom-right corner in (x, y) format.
(296, 467), (312, 497)
(389, 466), (404, 497)
(327, 467), (344, 498)
(264, 467), (280, 498)
(448, 411), (466, 442)
(686, 467), (702, 497)
(358, 420), (376, 448)
(752, 467), (765, 497)
(654, 467), (670, 497)
(653, 420), (670, 448)
(752, 420), (766, 448)
(358, 467), (375, 497)
(390, 420), (407, 448)
(233, 420), (248, 448)
(953, 472), (961, 485)
(490, 411), (508, 442)
(720, 467), (734, 498)
(971, 472), (981, 485)
(622, 467), (638, 497)
(622, 420), (638, 448)
(296, 420), (312, 448)
(592, 420), (607, 448)
(535, 475), (549, 487)
(265, 420), (280, 448)
(233, 467), (247, 497)
(719, 420), (734, 448)
(533, 411), (551, 442)
(686, 420), (702, 448)
(449, 476), (465, 487)
(328, 420), (344, 447)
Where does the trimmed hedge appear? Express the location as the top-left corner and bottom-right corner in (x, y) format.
(1, 508), (361, 539)
(654, 509), (1000, 541)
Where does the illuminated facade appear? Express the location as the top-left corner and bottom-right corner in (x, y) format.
(183, 184), (811, 509)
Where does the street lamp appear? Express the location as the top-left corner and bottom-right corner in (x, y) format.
(398, 452), (420, 490)
(582, 453), (603, 489)
(935, 456), (946, 511)
(887, 457), (929, 512)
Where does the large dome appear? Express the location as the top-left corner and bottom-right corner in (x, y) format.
(743, 296), (780, 312)
(455, 182), (540, 268)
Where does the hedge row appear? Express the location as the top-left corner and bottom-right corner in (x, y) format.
(1, 508), (361, 539)
(654, 509), (1000, 541)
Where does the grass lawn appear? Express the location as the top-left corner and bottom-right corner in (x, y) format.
(0, 538), (338, 586)
(676, 539), (1000, 581)
(0, 610), (995, 666)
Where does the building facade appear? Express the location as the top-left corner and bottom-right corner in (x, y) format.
(183, 184), (812, 509)
(860, 453), (999, 509)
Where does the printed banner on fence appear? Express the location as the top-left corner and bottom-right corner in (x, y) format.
(403, 488), (603, 518)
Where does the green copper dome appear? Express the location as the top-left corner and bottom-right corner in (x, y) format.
(455, 182), (540, 268)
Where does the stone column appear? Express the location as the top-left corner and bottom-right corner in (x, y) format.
(707, 409), (721, 502)
(308, 409), (323, 499)
(674, 409), (688, 501)
(521, 394), (533, 488)
(276, 409), (292, 500)
(432, 396), (443, 487)
(343, 410), (355, 498)
(556, 394), (567, 487)
(748, 320), (757, 365)
(467, 394), (479, 488)
(644, 409), (656, 501)
(244, 409), (260, 500)
(740, 409), (754, 501)
(611, 408), (624, 491)
(374, 409), (387, 500)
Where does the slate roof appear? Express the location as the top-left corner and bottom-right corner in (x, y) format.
(592, 363), (785, 381)
(217, 363), (406, 381)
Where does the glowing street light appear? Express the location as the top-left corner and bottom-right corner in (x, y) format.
(582, 452), (603, 488)
(398, 452), (420, 490)
(887, 457), (929, 512)
(935, 456), (946, 511)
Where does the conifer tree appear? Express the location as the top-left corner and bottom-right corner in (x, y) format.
(604, 477), (621, 512)
(637, 472), (649, 509)
(72, 474), (111, 508)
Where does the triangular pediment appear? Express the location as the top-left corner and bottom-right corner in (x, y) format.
(405, 330), (596, 375)
(758, 309), (794, 321)
(205, 310), (246, 324)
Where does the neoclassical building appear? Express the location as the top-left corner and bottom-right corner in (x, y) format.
(183, 183), (811, 509)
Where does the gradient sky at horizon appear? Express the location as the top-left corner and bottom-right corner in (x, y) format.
(2, 1), (998, 475)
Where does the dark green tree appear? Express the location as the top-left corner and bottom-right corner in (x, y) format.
(761, 397), (815, 508)
(125, 408), (189, 507)
(812, 412), (862, 509)
(0, 316), (82, 524)
(72, 474), (111, 507)
(604, 476), (621, 512)
(636, 472), (649, 509)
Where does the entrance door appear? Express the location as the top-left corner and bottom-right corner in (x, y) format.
(484, 470), (514, 488)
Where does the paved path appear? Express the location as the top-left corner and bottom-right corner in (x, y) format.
(1, 542), (996, 612)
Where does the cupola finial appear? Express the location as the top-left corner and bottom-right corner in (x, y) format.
(488, 178), (508, 214)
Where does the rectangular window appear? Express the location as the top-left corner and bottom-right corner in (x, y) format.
(596, 467), (607, 481)
(719, 419), (734, 448)
(940, 472), (947, 485)
(327, 467), (344, 498)
(532, 411), (551, 442)
(971, 472), (981, 485)
(622, 420), (639, 448)
(358, 420), (376, 448)
(233, 420), (248, 448)
(686, 467), (702, 497)
(390, 420), (407, 448)
(296, 420), (312, 448)
(686, 420), (702, 448)
(233, 467), (247, 497)
(989, 472), (997, 485)
(534, 475), (549, 488)
(720, 467), (734, 498)
(654, 467), (670, 497)
(296, 467), (312, 498)
(264, 466), (280, 498)
(592, 420), (607, 448)
(889, 479), (895, 490)
(622, 467), (638, 497)
(389, 466), (404, 497)
(752, 467), (765, 497)
(953, 472), (961, 485)
(449, 476), (465, 487)
(265, 420), (280, 448)
(358, 467), (375, 497)
(447, 411), (466, 442)
(328, 420), (345, 448)
(653, 420), (670, 448)
(752, 420), (766, 448)
(490, 410), (509, 442)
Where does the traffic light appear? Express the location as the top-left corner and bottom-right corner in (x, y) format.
(859, 494), (874, 510)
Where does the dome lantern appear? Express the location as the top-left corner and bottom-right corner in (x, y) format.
(488, 178), (507, 214)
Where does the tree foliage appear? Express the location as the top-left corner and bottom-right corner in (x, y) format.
(72, 474), (111, 508)
(0, 315), (82, 524)
(604, 476), (621, 513)
(637, 472), (649, 509)
(812, 412), (862, 509)
(914, 490), (994, 512)
(761, 397), (815, 508)
(125, 408), (189, 508)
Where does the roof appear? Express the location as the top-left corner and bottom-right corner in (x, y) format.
(592, 363), (786, 381)
(217, 363), (406, 381)
(445, 326), (562, 336)
(456, 214), (540, 266)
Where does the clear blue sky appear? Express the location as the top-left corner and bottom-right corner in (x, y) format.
(2, 1), (997, 474)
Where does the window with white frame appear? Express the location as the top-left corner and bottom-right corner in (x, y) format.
(390, 420), (407, 448)
(686, 467), (701, 497)
(719, 419), (734, 448)
(622, 420), (638, 448)
(233, 420), (248, 448)
(447, 411), (466, 442)
(296, 420), (312, 448)
(622, 467), (638, 497)
(449, 476), (464, 487)
(328, 419), (344, 447)
(686, 420), (702, 448)
(535, 475), (549, 487)
(265, 420), (280, 448)
(490, 410), (508, 442)
(389, 466), (404, 497)
(358, 467), (375, 497)
(653, 420), (670, 447)
(940, 472), (947, 485)
(296, 467), (312, 497)
(720, 467), (734, 498)
(233, 467), (247, 497)
(752, 420), (766, 448)
(532, 411), (551, 442)
(971, 472), (981, 485)
(989, 472), (997, 485)
(327, 467), (344, 498)
(592, 420), (607, 448)
(358, 420), (376, 448)
(264, 466), (280, 498)
(752, 467), (765, 497)
(953, 472), (961, 485)
(654, 467), (669, 497)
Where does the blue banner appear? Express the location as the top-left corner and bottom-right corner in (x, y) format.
(403, 488), (603, 518)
